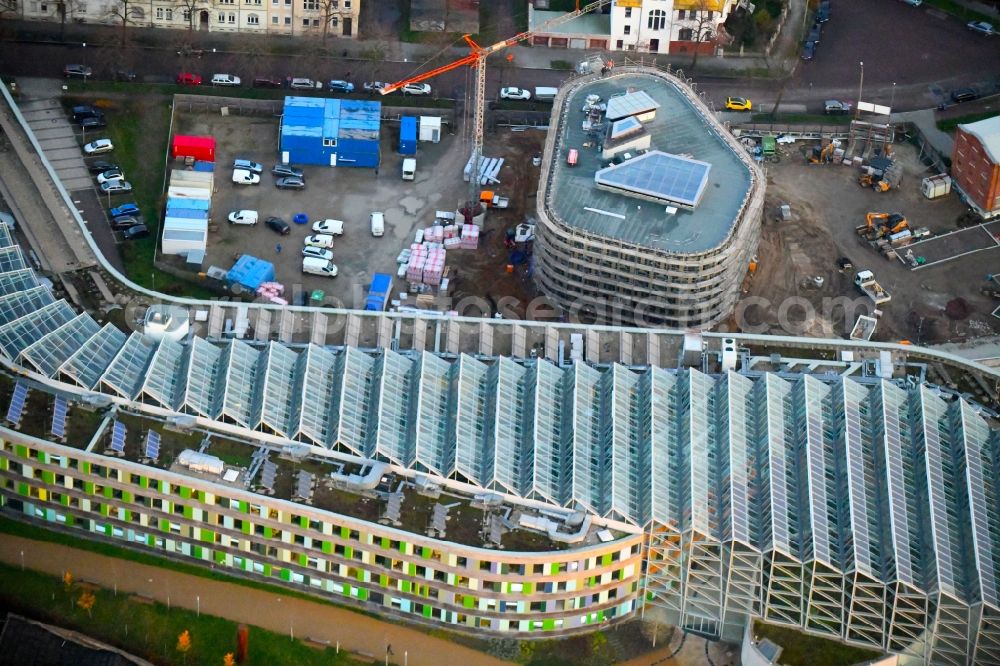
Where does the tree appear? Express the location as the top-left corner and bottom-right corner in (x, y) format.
(107, 0), (141, 46)
(173, 0), (206, 31)
(685, 0), (720, 70)
(0, 0), (18, 21)
(317, 0), (344, 43)
(176, 629), (192, 664)
(77, 591), (96, 618)
(223, 653), (236, 666)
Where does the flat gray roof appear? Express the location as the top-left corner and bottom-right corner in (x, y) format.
(548, 73), (753, 254)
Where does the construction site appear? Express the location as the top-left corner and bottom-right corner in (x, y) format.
(734, 119), (1000, 346)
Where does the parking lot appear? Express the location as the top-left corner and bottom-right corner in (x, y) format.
(172, 111), (470, 307)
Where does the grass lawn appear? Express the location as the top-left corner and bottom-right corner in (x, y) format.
(752, 621), (883, 666)
(0, 561), (374, 665)
(937, 111), (997, 132)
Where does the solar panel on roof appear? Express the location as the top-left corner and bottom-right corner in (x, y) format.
(111, 420), (126, 452)
(6, 382), (28, 424)
(51, 396), (68, 438)
(609, 116), (642, 141)
(145, 430), (160, 460)
(595, 151), (712, 208)
(605, 90), (660, 121)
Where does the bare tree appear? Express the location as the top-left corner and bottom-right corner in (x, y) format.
(317, 0), (343, 43)
(56, 0), (82, 42)
(685, 0), (719, 70)
(174, 0), (204, 31)
(107, 0), (141, 46)
(0, 0), (18, 21)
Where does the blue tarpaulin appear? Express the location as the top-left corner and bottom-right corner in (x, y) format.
(226, 255), (275, 291)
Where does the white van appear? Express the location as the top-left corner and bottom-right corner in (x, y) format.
(401, 158), (416, 181)
(370, 211), (385, 237)
(534, 86), (558, 102)
(211, 73), (241, 87)
(302, 257), (338, 277)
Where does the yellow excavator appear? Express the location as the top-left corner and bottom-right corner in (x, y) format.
(856, 212), (908, 238)
(808, 142), (835, 164)
(859, 172), (891, 192)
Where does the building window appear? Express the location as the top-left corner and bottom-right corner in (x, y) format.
(271, 15), (278, 22)
(677, 9), (686, 19)
(312, 18), (319, 25)
(323, 137), (337, 147)
(182, 8), (189, 20)
(344, 0), (349, 6)
(130, 6), (143, 18)
(303, 0), (317, 8)
(218, 11), (225, 22)
(228, 12), (236, 22)
(284, 15), (290, 24)
(623, 24), (630, 35)
(679, 27), (693, 40)
(302, 17), (309, 25)
(165, 8), (172, 19)
(648, 9), (666, 30)
(155, 7), (163, 18)
(624, 7), (631, 17)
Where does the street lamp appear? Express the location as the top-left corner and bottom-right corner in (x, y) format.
(856, 61), (864, 119)
(890, 81), (897, 113)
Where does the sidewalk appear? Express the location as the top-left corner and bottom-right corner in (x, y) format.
(0, 534), (510, 666)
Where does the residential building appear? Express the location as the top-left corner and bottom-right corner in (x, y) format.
(18, 0), (359, 38)
(952, 115), (1000, 220)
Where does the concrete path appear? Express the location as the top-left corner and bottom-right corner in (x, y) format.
(0, 534), (511, 666)
(894, 108), (955, 156)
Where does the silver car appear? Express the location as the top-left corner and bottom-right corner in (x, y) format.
(100, 180), (133, 194)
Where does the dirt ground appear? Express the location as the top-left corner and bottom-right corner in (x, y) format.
(737, 139), (1000, 345)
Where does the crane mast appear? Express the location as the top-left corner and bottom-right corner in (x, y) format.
(380, 0), (614, 209)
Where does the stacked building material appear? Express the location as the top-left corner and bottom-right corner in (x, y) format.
(461, 224), (480, 249)
(422, 248), (446, 286)
(424, 225), (444, 243)
(407, 245), (427, 282)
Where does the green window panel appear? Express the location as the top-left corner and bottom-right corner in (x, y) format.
(401, 580), (411, 593)
(344, 546), (353, 559)
(357, 588), (368, 601)
(523, 582), (534, 595)
(139, 476), (149, 489)
(379, 574), (388, 587)
(380, 537), (389, 549)
(321, 541), (332, 554)
(422, 605), (432, 618)
(407, 563), (416, 577)
(123, 510), (132, 522)
(463, 595), (475, 609)
(242, 522), (252, 535)
(122, 491), (132, 503)
(103, 486), (112, 499)
(355, 568), (365, 582)
(159, 518), (169, 532)
(65, 515), (75, 526)
(0, 457), (8, 471)
(280, 568), (291, 582)
(158, 479), (168, 493)
(421, 546), (430, 559)
(182, 506), (193, 520)
(340, 526), (349, 539)
(17, 482), (28, 497)
(263, 564), (272, 577)
(36, 451), (47, 463)
(502, 582), (511, 594)
(192, 545), (202, 558)
(299, 516), (308, 528)
(15, 445), (28, 458)
(543, 619), (555, 631)
(200, 529), (214, 543)
(398, 541), (407, 554)
(264, 527), (273, 539)
(147, 534), (155, 547)
(179, 486), (191, 499)
(41, 470), (54, 484)
(60, 494), (70, 507)
(548, 562), (558, 575)
(83, 481), (94, 494)
(299, 553), (308, 567)
(240, 500), (249, 513)
(242, 559), (251, 571)
(80, 461), (91, 473)
(602, 553), (612, 566)
(100, 504), (110, 517)
(215, 550), (227, 565)
(104, 524), (112, 536)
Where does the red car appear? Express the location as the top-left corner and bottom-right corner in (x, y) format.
(176, 72), (202, 86)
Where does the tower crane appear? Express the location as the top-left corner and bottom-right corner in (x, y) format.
(379, 0), (614, 212)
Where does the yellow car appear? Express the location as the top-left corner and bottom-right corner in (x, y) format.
(725, 96), (753, 111)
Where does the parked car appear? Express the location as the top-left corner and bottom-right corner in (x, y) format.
(63, 64), (92, 78)
(83, 139), (114, 155)
(302, 246), (334, 261)
(228, 210), (259, 225)
(327, 79), (355, 93)
(109, 203), (140, 218)
(500, 86), (531, 100)
(967, 20), (994, 35)
(289, 78), (321, 90)
(312, 219), (344, 235)
(211, 73), (241, 87)
(271, 164), (304, 178)
(902, 0), (922, 6)
(72, 105), (103, 122)
(265, 216), (290, 235)
(100, 180), (133, 194)
(724, 96), (752, 111)
(370, 211), (385, 237)
(122, 224), (149, 240)
(801, 41), (816, 61)
(304, 234), (335, 248)
(824, 99), (852, 115)
(233, 159), (263, 174)
(110, 215), (142, 230)
(951, 87), (980, 103)
(816, 5), (830, 21)
(402, 83), (432, 96)
(232, 169), (260, 185)
(113, 69), (137, 82)
(79, 116), (107, 129)
(96, 169), (125, 184)
(275, 176), (305, 190)
(88, 160), (119, 174)
(806, 24), (821, 44)
(253, 76), (283, 88)
(363, 81), (388, 93)
(176, 72), (202, 85)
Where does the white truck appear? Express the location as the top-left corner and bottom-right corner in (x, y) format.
(855, 270), (891, 305)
